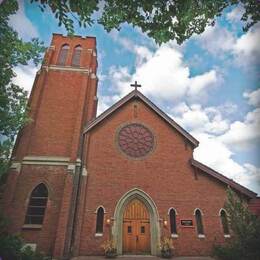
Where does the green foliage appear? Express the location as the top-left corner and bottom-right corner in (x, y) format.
(21, 246), (50, 260)
(213, 188), (260, 260)
(31, 0), (260, 44)
(0, 214), (50, 260)
(0, 0), (45, 184)
(0, 233), (23, 260)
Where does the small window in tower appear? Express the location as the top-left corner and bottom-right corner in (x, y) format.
(195, 209), (204, 236)
(72, 45), (82, 67)
(220, 209), (230, 235)
(96, 207), (104, 234)
(57, 44), (69, 65)
(141, 226), (145, 233)
(127, 226), (132, 233)
(169, 208), (177, 235)
(24, 184), (48, 225)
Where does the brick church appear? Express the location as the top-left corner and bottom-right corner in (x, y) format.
(3, 34), (259, 259)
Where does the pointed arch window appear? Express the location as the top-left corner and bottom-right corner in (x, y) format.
(195, 209), (204, 235)
(96, 207), (104, 234)
(25, 184), (48, 225)
(57, 44), (69, 65)
(169, 208), (177, 235)
(220, 209), (230, 235)
(72, 45), (82, 67)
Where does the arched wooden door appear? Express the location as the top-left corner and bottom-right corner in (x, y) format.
(123, 199), (151, 254)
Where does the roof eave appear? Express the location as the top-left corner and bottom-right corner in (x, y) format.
(83, 90), (199, 147)
(191, 159), (257, 199)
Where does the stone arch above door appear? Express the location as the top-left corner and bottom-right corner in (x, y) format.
(112, 188), (160, 255)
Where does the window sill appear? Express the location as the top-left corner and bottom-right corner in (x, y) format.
(22, 224), (42, 230)
(198, 234), (205, 238)
(224, 234), (231, 238)
(95, 233), (103, 237)
(171, 234), (179, 238)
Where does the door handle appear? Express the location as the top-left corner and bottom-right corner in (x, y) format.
(136, 235), (139, 241)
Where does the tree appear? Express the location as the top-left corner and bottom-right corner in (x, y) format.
(0, 213), (49, 259)
(31, 0), (260, 44)
(213, 188), (260, 260)
(0, 0), (45, 184)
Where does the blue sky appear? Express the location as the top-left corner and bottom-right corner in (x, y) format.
(10, 1), (260, 193)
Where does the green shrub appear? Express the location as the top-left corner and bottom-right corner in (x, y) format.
(0, 213), (50, 260)
(21, 246), (50, 260)
(213, 188), (260, 260)
(0, 233), (23, 260)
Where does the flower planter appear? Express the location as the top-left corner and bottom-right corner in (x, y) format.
(105, 249), (117, 258)
(161, 249), (173, 258)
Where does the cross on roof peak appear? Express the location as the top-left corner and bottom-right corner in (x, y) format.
(130, 81), (142, 91)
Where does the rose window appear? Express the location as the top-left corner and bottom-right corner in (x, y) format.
(118, 123), (154, 158)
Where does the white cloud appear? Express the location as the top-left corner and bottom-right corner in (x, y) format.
(134, 46), (153, 66)
(233, 24), (260, 66)
(13, 65), (38, 92)
(94, 17), (257, 195)
(219, 108), (260, 151)
(96, 94), (121, 115)
(195, 24), (235, 56)
(169, 102), (259, 193)
(196, 20), (260, 67)
(8, 0), (38, 40)
(226, 5), (244, 23)
(242, 164), (260, 187)
(109, 44), (219, 102)
(9, 1), (39, 40)
(193, 132), (243, 176)
(243, 89), (260, 107)
(193, 132), (260, 192)
(188, 70), (218, 96)
(172, 103), (229, 135)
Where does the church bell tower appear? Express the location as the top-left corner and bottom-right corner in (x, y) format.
(3, 34), (98, 258)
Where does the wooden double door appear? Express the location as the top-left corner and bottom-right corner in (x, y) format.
(123, 199), (151, 254)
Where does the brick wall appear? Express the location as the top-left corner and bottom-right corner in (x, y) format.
(76, 99), (230, 256)
(2, 34), (98, 258)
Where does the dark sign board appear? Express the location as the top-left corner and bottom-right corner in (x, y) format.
(181, 219), (193, 226)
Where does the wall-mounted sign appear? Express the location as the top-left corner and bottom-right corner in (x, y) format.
(181, 219), (193, 226)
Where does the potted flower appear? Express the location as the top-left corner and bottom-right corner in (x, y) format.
(101, 239), (117, 258)
(159, 237), (174, 258)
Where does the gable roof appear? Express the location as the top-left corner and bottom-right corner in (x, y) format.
(83, 90), (199, 147)
(191, 159), (257, 198)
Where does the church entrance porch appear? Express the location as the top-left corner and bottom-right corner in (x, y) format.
(123, 199), (151, 254)
(112, 188), (160, 256)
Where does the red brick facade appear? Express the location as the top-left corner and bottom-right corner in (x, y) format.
(2, 34), (258, 259)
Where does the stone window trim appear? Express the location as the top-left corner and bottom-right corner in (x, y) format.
(219, 208), (230, 236)
(218, 208), (228, 216)
(95, 206), (105, 234)
(193, 208), (204, 216)
(24, 184), (48, 226)
(115, 121), (157, 160)
(94, 233), (103, 237)
(168, 208), (178, 236)
(94, 205), (107, 214)
(94, 205), (107, 236)
(194, 208), (205, 237)
(71, 45), (82, 67)
(24, 181), (52, 206)
(168, 207), (178, 215)
(57, 43), (69, 65)
(22, 224), (42, 230)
